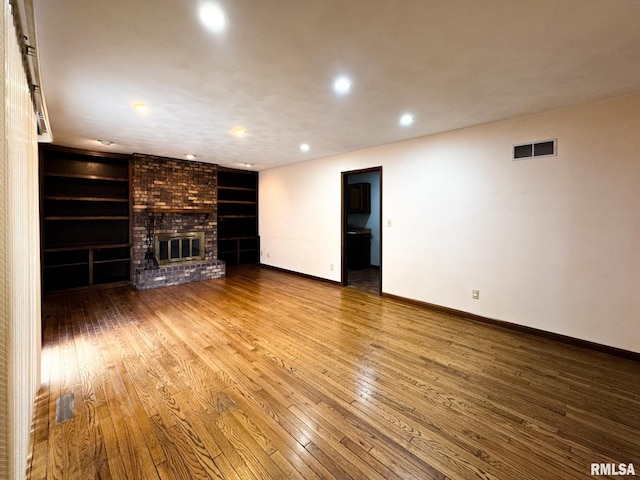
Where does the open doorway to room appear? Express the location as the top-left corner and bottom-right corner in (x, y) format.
(341, 167), (382, 295)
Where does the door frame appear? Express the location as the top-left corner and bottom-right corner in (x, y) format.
(341, 166), (382, 295)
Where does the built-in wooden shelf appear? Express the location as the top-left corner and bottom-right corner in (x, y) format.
(219, 235), (258, 241)
(44, 172), (129, 182)
(45, 196), (129, 202)
(43, 242), (131, 253)
(218, 186), (255, 192)
(93, 258), (130, 265)
(40, 144), (132, 292)
(43, 262), (89, 269)
(217, 167), (259, 266)
(44, 216), (129, 221)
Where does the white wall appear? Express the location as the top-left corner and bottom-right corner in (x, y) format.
(260, 91), (640, 353)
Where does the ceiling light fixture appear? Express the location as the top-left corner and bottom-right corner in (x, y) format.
(243, 163), (253, 168)
(333, 76), (352, 95)
(232, 127), (247, 137)
(199, 3), (227, 32)
(300, 143), (310, 152)
(98, 140), (113, 146)
(133, 103), (148, 113)
(185, 154), (196, 160)
(399, 113), (414, 126)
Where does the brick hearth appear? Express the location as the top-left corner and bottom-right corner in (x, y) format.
(134, 260), (225, 290)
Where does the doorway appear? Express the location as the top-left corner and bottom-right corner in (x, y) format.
(341, 167), (382, 295)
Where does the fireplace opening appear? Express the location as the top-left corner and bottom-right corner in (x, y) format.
(155, 232), (205, 265)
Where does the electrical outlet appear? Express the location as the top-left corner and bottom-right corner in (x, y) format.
(387, 219), (392, 227)
(472, 289), (480, 300)
(330, 264), (334, 271)
(260, 251), (263, 257)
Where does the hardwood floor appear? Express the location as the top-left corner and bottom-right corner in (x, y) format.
(28, 265), (640, 479)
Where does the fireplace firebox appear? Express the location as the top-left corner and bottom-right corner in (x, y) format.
(154, 232), (205, 265)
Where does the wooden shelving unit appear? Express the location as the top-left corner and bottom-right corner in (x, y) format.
(40, 145), (132, 292)
(217, 167), (259, 265)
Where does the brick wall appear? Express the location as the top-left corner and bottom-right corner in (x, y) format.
(131, 154), (225, 287)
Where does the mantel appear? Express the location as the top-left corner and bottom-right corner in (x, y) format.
(145, 207), (214, 215)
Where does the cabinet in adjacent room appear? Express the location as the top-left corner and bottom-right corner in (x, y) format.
(217, 167), (259, 265)
(347, 182), (371, 213)
(40, 145), (132, 292)
(346, 231), (372, 269)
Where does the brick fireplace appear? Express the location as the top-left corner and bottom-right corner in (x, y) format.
(132, 154), (225, 289)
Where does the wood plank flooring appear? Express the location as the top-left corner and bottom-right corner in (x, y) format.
(27, 265), (640, 479)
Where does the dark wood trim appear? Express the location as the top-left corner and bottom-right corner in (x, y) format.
(382, 292), (640, 363)
(88, 248), (94, 286)
(217, 165), (257, 174)
(258, 264), (341, 286)
(341, 166), (382, 176)
(129, 158), (134, 283)
(40, 143), (132, 160)
(341, 172), (348, 287)
(378, 167), (383, 295)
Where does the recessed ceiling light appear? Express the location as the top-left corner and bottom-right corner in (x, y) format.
(133, 103), (148, 113)
(300, 143), (310, 152)
(399, 113), (414, 126)
(98, 140), (113, 146)
(243, 163), (253, 168)
(185, 154), (196, 160)
(232, 127), (247, 137)
(199, 3), (226, 32)
(333, 76), (352, 95)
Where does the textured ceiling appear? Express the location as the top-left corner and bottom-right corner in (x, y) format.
(34, 0), (640, 170)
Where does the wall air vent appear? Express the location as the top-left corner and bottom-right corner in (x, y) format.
(513, 139), (556, 160)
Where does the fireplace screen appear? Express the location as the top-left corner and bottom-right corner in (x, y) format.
(155, 232), (205, 265)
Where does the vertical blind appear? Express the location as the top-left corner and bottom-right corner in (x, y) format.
(1, 0), (41, 478)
